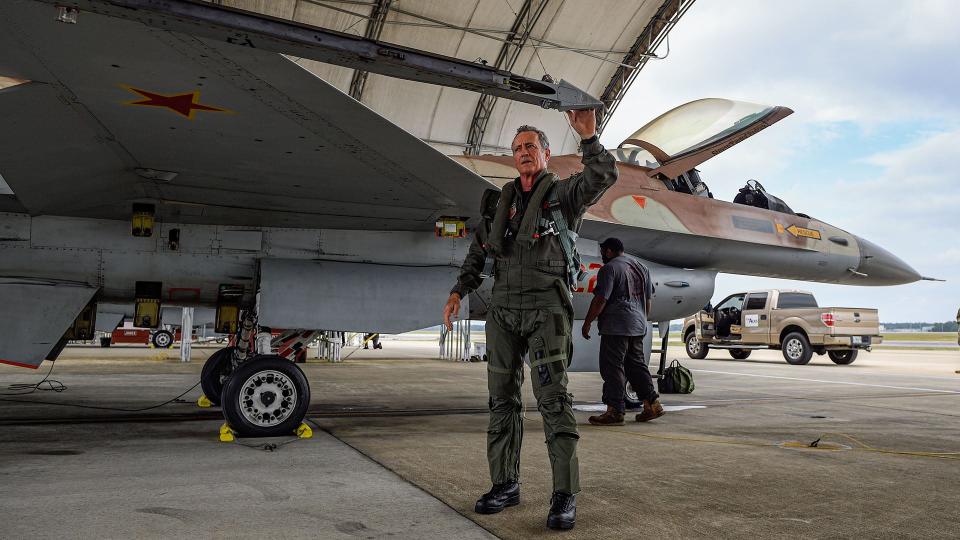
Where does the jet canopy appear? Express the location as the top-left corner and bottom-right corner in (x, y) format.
(614, 98), (792, 180)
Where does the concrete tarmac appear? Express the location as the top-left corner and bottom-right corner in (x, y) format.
(1, 343), (958, 539)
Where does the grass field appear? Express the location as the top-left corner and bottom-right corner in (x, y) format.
(881, 332), (958, 342)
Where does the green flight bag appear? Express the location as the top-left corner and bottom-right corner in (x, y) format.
(659, 359), (695, 394)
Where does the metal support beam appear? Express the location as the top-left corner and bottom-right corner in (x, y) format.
(348, 0), (392, 101)
(43, 0), (601, 111)
(597, 0), (696, 132)
(464, 0), (549, 155)
(179, 307), (193, 363)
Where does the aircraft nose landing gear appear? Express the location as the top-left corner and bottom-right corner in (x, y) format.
(221, 355), (311, 437)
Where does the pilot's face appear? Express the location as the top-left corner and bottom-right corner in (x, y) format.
(512, 131), (550, 177)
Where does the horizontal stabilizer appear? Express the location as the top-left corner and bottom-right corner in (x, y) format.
(0, 277), (98, 368)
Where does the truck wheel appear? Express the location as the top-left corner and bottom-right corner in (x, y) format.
(685, 332), (709, 359)
(828, 350), (858, 365)
(729, 349), (751, 360)
(782, 332), (812, 365)
(221, 355), (311, 438)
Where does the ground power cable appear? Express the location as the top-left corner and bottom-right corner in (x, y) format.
(1, 361), (66, 395)
(0, 360), (201, 412)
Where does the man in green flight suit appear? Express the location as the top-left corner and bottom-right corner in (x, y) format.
(442, 109), (618, 531)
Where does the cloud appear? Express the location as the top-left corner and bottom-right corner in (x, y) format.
(603, 0), (960, 321)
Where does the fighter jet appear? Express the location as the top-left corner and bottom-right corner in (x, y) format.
(0, 0), (923, 436)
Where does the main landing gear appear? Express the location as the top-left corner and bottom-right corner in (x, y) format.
(198, 314), (313, 438)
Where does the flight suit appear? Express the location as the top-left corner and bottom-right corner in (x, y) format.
(451, 137), (618, 494)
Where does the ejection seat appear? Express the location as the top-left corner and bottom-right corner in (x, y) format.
(733, 179), (795, 214)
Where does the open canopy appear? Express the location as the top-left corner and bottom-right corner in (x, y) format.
(617, 98), (793, 178)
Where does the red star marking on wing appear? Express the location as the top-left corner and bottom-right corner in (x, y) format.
(632, 195), (647, 208)
(124, 87), (228, 119)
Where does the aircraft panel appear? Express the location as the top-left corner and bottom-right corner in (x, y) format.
(0, 277), (98, 368)
(258, 258), (457, 334)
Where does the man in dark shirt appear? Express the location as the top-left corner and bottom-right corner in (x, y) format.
(581, 238), (663, 425)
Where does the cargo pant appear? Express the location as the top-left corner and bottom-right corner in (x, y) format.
(485, 306), (580, 495)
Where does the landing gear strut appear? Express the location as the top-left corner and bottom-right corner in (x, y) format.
(199, 312), (314, 437)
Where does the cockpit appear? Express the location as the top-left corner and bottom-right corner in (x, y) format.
(612, 98), (803, 216)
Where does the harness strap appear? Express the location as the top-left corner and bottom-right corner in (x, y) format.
(543, 184), (584, 291)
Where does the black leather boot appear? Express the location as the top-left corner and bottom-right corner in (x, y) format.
(474, 482), (520, 514)
(546, 491), (576, 530)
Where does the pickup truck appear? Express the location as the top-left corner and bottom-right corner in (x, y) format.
(682, 289), (881, 365)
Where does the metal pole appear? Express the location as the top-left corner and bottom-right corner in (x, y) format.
(179, 307), (194, 363)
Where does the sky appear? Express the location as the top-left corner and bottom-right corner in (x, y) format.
(600, 0), (960, 323)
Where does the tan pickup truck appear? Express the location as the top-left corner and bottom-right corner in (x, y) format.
(682, 289), (881, 365)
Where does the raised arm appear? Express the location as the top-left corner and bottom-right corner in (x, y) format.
(562, 109), (619, 214)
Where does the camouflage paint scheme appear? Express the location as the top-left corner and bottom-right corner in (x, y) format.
(453, 102), (918, 287)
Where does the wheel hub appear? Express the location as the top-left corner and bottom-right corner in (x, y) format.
(786, 339), (803, 359)
(688, 338), (700, 354)
(237, 370), (298, 427)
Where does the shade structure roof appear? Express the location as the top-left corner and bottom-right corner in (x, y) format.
(213, 0), (695, 155)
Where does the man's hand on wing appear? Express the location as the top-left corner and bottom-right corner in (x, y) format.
(565, 108), (597, 140)
(443, 292), (461, 331)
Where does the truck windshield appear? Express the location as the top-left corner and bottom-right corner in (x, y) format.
(777, 293), (818, 309)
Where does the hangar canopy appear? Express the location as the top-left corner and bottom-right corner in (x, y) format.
(213, 0), (695, 155)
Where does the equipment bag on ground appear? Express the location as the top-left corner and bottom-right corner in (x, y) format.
(659, 359), (695, 394)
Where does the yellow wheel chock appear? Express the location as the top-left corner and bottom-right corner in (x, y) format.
(218, 422), (313, 442)
(296, 422), (313, 439)
(219, 423), (236, 443)
(197, 394), (213, 408)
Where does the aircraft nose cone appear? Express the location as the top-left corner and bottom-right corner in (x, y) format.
(854, 236), (921, 285)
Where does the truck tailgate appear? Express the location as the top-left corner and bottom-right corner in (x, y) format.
(825, 308), (880, 336)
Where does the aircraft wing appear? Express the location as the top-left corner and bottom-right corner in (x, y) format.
(0, 0), (492, 231)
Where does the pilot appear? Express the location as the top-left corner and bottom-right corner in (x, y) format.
(443, 109), (618, 531)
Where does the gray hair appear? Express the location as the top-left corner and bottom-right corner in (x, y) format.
(514, 125), (550, 150)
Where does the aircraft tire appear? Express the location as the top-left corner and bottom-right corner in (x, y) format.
(222, 355), (311, 438)
(685, 332), (709, 360)
(729, 349), (751, 360)
(200, 347), (236, 406)
(782, 332), (812, 365)
(152, 330), (174, 348)
(828, 349), (858, 365)
(100, 337), (112, 348)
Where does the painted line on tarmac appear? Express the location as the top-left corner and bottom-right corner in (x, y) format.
(692, 369), (960, 394)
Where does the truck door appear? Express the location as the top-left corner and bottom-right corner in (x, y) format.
(740, 292), (770, 344)
(713, 293), (745, 339)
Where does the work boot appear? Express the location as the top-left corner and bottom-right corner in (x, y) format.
(474, 482), (520, 514)
(546, 491), (576, 530)
(635, 399), (665, 422)
(588, 406), (624, 426)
